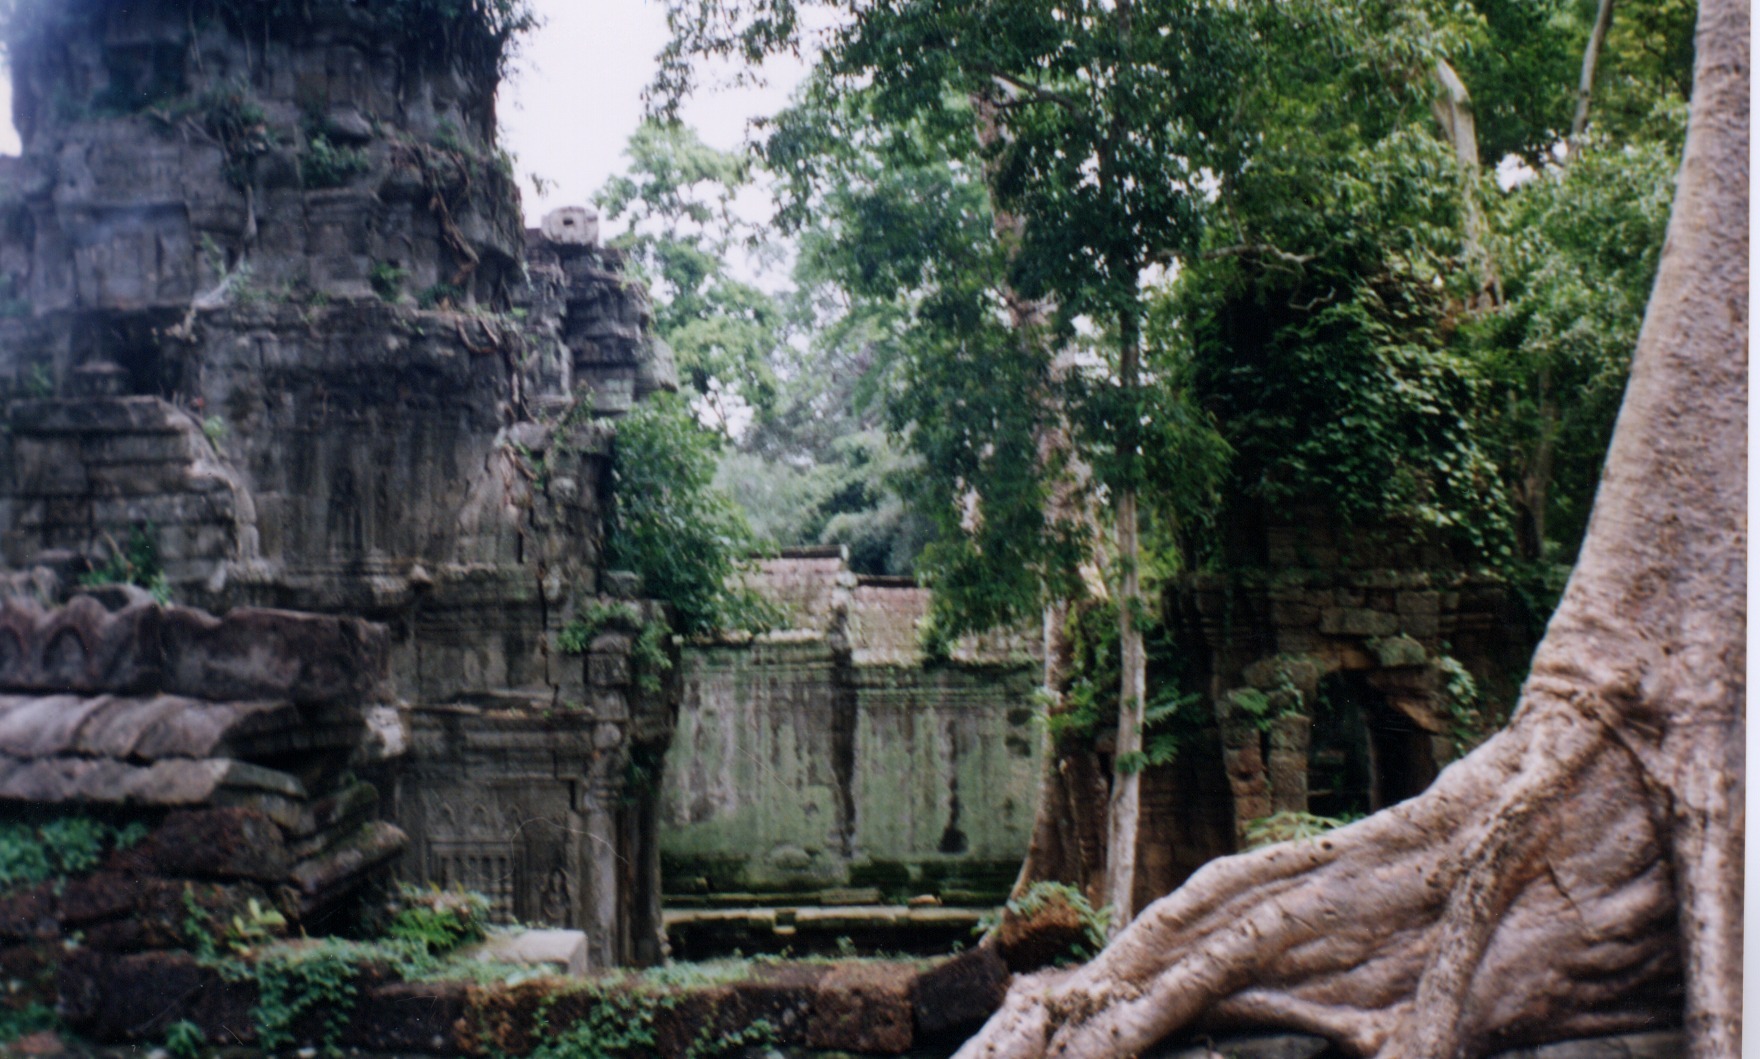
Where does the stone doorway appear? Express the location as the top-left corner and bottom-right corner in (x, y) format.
(1309, 671), (1439, 817)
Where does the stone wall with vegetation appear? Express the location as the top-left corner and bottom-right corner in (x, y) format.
(1164, 515), (1533, 861)
(661, 551), (1042, 906)
(0, 0), (683, 985)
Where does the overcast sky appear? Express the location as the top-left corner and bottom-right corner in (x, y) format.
(0, 0), (806, 227)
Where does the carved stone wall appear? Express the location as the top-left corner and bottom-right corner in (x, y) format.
(0, 585), (404, 1017)
(661, 551), (1042, 906)
(0, 0), (680, 969)
(1158, 513), (1533, 894)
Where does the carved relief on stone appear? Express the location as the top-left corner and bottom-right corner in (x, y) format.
(540, 860), (573, 925)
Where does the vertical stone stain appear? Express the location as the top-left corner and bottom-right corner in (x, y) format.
(939, 719), (968, 855)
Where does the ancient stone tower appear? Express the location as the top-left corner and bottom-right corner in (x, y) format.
(0, 0), (678, 967)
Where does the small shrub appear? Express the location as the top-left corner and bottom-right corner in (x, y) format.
(385, 884), (489, 955)
(610, 393), (781, 637)
(525, 984), (673, 1059)
(246, 942), (362, 1056)
(0, 1003), (58, 1046)
(199, 82), (273, 189)
(0, 816), (148, 892)
(558, 603), (675, 695)
(1003, 881), (1109, 962)
(370, 262), (408, 303)
(78, 523), (172, 603)
(417, 281), (466, 309)
(24, 362), (51, 398)
(163, 1019), (207, 1059)
(1242, 810), (1360, 850)
(300, 133), (369, 189)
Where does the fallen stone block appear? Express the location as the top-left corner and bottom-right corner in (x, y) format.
(462, 928), (589, 976)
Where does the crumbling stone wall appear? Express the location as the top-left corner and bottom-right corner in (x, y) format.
(0, 584), (403, 1015)
(661, 550), (1042, 906)
(0, 0), (681, 968)
(1157, 514), (1532, 896)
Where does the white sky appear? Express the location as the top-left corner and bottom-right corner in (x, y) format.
(0, 0), (806, 227)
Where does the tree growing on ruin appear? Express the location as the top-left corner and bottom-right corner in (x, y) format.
(951, 0), (1745, 1053)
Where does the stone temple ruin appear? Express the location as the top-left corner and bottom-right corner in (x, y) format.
(0, 0), (679, 990)
(0, 2), (1633, 1057)
(0, 4), (1044, 1050)
(662, 548), (1043, 956)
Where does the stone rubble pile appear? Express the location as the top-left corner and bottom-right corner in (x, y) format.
(0, 582), (404, 1016)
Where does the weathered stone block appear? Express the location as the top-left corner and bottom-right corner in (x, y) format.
(1370, 635), (1428, 668)
(0, 884), (58, 942)
(343, 979), (470, 1054)
(57, 949), (255, 1043)
(808, 961), (916, 1053)
(462, 928), (588, 976)
(10, 440), (87, 496)
(1318, 607), (1399, 637)
(1270, 600), (1320, 626)
(147, 807), (290, 881)
(912, 944), (1008, 1042)
(1399, 613), (1442, 639)
(160, 605), (389, 705)
(1396, 589), (1441, 615)
(0, 594), (162, 694)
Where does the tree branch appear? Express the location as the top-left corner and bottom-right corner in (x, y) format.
(974, 65), (1087, 117)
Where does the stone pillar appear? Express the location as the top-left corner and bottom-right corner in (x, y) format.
(1267, 713), (1312, 814)
(1217, 690), (1272, 843)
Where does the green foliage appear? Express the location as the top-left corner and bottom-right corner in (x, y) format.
(0, 1003), (58, 1045)
(244, 942), (362, 1056)
(370, 262), (409, 303)
(717, 431), (933, 577)
(79, 523), (172, 603)
(597, 122), (785, 420)
(418, 282), (468, 309)
(215, 0), (534, 79)
(1435, 653), (1494, 755)
(0, 815), (146, 892)
(1176, 117), (1515, 566)
(557, 602), (675, 694)
(1052, 600), (1207, 767)
(557, 602), (641, 655)
(984, 882), (1110, 966)
(197, 81), (273, 190)
(684, 1017), (776, 1059)
(164, 1019), (208, 1059)
(300, 133), (369, 189)
(385, 884), (490, 954)
(526, 984), (673, 1059)
(1466, 137), (1679, 593)
(24, 363), (51, 399)
(1242, 811), (1360, 850)
(609, 392), (778, 637)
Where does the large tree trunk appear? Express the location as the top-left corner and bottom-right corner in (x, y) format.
(954, 0), (1744, 1054)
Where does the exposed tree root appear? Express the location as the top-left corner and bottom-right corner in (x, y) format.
(959, 695), (1684, 1059)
